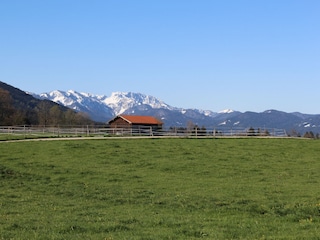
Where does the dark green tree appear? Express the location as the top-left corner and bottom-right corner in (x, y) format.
(0, 89), (17, 125)
(247, 127), (256, 136)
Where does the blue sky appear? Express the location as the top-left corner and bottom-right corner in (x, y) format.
(1, 0), (319, 113)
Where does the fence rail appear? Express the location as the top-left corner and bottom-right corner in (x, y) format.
(0, 125), (288, 138)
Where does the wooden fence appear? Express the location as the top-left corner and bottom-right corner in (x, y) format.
(0, 125), (288, 138)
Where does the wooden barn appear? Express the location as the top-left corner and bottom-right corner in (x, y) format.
(108, 115), (163, 131)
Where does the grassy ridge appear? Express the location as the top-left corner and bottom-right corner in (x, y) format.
(1, 138), (320, 239)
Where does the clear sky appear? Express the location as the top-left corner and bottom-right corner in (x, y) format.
(1, 0), (319, 113)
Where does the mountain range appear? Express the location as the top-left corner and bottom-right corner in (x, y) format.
(31, 90), (320, 134)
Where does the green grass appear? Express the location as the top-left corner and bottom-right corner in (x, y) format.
(1, 138), (320, 239)
(0, 134), (96, 141)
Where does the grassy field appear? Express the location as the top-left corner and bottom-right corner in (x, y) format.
(1, 138), (320, 239)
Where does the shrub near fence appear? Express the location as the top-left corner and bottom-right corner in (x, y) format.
(0, 125), (288, 138)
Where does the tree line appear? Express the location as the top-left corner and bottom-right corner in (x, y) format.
(0, 88), (93, 126)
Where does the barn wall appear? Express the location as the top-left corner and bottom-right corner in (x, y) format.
(109, 117), (131, 128)
(132, 124), (162, 131)
(109, 116), (163, 130)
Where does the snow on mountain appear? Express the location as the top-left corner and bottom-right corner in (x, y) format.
(39, 90), (109, 112)
(218, 120), (232, 125)
(102, 92), (175, 115)
(32, 90), (181, 122)
(196, 109), (218, 117)
(31, 90), (111, 122)
(218, 109), (234, 114)
(30, 89), (320, 133)
(39, 90), (86, 109)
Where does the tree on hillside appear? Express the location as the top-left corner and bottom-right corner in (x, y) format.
(64, 109), (77, 125)
(0, 89), (17, 125)
(49, 105), (63, 126)
(37, 101), (51, 126)
(74, 112), (92, 125)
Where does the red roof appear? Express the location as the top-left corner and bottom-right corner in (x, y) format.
(119, 115), (163, 125)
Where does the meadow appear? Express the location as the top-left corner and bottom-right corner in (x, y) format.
(1, 138), (320, 239)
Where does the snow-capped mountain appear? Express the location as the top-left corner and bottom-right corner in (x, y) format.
(31, 89), (320, 134)
(35, 90), (114, 122)
(32, 90), (210, 124)
(101, 92), (176, 115)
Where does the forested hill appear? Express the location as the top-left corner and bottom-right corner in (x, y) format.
(0, 81), (93, 126)
(0, 81), (49, 110)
